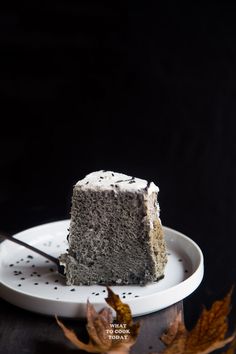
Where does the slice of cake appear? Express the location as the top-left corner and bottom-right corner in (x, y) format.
(60, 170), (167, 285)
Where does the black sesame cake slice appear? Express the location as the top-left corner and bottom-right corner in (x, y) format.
(60, 170), (167, 285)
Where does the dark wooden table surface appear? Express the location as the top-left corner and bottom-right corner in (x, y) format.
(0, 296), (183, 354)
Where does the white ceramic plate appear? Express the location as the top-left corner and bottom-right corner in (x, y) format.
(0, 220), (204, 318)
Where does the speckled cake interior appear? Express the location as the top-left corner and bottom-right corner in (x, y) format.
(60, 171), (167, 285)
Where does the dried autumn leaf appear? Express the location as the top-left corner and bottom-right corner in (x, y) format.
(186, 288), (234, 353)
(56, 286), (140, 354)
(222, 337), (236, 354)
(160, 289), (235, 354)
(86, 303), (113, 348)
(56, 304), (112, 353)
(105, 286), (140, 339)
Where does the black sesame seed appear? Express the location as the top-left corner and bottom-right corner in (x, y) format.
(55, 279), (59, 283)
(70, 288), (75, 292)
(34, 283), (38, 285)
(26, 260), (30, 263)
(111, 173), (114, 176)
(145, 181), (151, 191)
(37, 274), (41, 277)
(149, 346), (153, 350)
(115, 180), (123, 183)
(103, 290), (106, 293)
(128, 292), (132, 295)
(20, 258), (24, 261)
(185, 269), (188, 273)
(27, 255), (33, 259)
(95, 293), (99, 296)
(110, 184), (114, 187)
(122, 296), (126, 299)
(45, 282), (49, 284)
(85, 181), (89, 185)
(92, 292), (95, 294)
(122, 292), (126, 294)
(54, 287), (58, 290)
(128, 180), (135, 184)
(16, 261), (19, 264)
(18, 284), (22, 287)
(178, 259), (183, 262)
(33, 271), (37, 274)
(32, 265), (35, 268)
(9, 264), (14, 267)
(115, 184), (118, 188)
(135, 295), (139, 298)
(49, 268), (54, 272)
(20, 278), (25, 280)
(45, 260), (49, 263)
(100, 176), (104, 179)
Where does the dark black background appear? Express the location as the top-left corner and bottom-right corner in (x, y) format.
(1, 2), (236, 329)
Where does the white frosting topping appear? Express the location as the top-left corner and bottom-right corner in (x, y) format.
(75, 170), (159, 194)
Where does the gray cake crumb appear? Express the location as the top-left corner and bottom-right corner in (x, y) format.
(60, 170), (167, 285)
